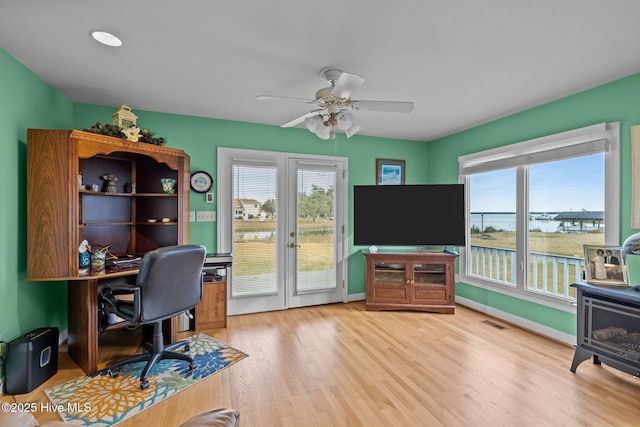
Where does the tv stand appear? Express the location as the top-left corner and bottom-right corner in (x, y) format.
(363, 250), (458, 313)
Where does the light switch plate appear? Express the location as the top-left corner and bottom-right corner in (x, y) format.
(196, 211), (216, 222)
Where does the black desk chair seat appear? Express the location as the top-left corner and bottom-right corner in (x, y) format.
(98, 244), (206, 389)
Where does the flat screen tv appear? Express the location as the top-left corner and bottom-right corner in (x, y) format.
(354, 184), (465, 247)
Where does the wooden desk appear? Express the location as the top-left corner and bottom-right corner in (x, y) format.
(67, 268), (178, 375)
(26, 129), (190, 375)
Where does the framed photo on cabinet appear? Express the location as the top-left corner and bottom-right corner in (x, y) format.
(583, 244), (627, 286)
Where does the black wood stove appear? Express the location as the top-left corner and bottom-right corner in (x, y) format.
(571, 282), (640, 377)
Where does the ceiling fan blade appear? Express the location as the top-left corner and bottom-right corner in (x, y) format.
(351, 100), (414, 113)
(255, 95), (317, 104)
(281, 109), (324, 128)
(331, 72), (365, 99)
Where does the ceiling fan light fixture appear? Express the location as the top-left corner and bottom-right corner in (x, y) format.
(257, 67), (413, 141)
(336, 111), (354, 130)
(90, 30), (122, 47)
(304, 115), (323, 133)
(315, 125), (331, 140)
(345, 123), (363, 138)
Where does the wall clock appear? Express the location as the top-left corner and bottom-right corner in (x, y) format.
(190, 171), (213, 193)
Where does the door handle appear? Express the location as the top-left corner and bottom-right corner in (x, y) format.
(289, 242), (300, 248)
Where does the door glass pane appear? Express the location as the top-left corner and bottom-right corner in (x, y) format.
(527, 154), (605, 298)
(469, 168), (517, 285)
(232, 165), (278, 297)
(296, 167), (336, 293)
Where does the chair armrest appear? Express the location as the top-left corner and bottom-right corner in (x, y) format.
(100, 284), (142, 321)
(103, 283), (139, 294)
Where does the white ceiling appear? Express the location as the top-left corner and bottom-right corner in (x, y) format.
(2, 0), (640, 142)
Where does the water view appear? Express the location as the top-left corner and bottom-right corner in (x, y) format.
(470, 212), (603, 233)
(471, 212), (556, 232)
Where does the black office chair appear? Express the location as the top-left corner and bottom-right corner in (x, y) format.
(98, 244), (206, 389)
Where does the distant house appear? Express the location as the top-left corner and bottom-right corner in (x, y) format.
(234, 198), (262, 219)
(554, 211), (604, 233)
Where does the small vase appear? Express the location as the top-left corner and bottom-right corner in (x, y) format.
(161, 178), (177, 194)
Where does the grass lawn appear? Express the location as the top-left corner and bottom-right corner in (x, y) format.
(471, 230), (604, 257)
(233, 218), (334, 276)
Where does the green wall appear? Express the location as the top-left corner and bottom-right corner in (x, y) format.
(0, 48), (73, 345)
(426, 73), (640, 335)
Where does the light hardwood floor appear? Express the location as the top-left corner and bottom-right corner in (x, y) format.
(5, 301), (640, 426)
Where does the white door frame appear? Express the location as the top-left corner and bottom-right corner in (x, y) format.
(217, 147), (348, 315)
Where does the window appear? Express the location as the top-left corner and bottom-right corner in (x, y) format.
(459, 123), (620, 308)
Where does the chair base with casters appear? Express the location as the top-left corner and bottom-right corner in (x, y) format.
(99, 320), (195, 389)
(96, 244), (207, 390)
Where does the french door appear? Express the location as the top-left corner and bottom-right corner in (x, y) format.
(218, 148), (348, 315)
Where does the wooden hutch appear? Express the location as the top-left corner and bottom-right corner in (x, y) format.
(26, 129), (190, 374)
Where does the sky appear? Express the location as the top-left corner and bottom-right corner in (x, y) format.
(470, 153), (604, 213)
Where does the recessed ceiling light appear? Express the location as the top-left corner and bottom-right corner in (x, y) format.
(90, 30), (122, 47)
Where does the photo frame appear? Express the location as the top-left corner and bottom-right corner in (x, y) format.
(376, 158), (405, 185)
(583, 245), (627, 286)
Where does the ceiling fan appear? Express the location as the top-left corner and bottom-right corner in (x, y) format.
(256, 67), (414, 140)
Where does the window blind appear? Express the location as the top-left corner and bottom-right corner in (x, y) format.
(459, 123), (612, 175)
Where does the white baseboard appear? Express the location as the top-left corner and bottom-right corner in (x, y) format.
(348, 293), (365, 302)
(455, 296), (575, 346)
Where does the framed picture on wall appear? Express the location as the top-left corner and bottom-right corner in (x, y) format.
(583, 245), (627, 286)
(376, 158), (405, 185)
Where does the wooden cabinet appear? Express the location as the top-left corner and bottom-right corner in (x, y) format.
(195, 274), (227, 330)
(195, 255), (232, 331)
(26, 129), (190, 374)
(27, 129), (190, 280)
(363, 250), (458, 314)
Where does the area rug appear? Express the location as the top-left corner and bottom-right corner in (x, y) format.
(45, 333), (247, 426)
